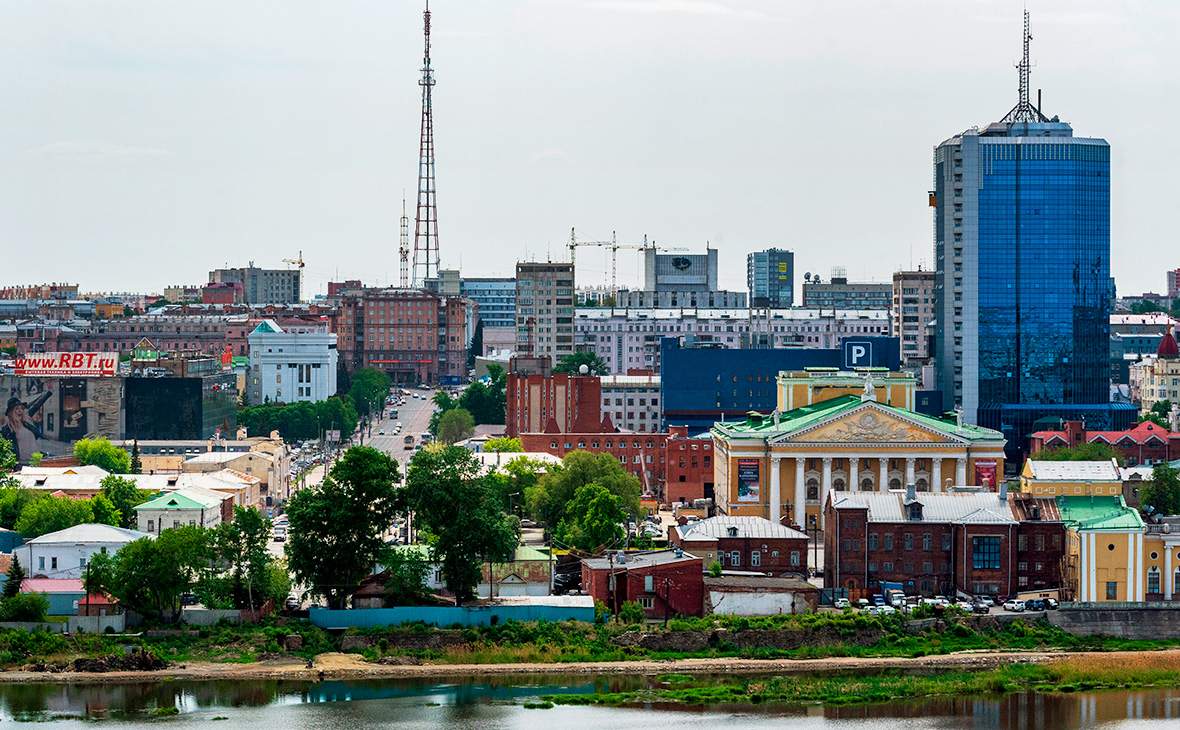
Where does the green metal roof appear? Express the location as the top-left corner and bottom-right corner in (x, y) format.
(134, 491), (214, 511)
(711, 394), (1003, 443)
(1057, 495), (1145, 531)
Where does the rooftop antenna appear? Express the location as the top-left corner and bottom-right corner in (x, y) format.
(1002, 9), (1048, 124)
(412, 0), (440, 287)
(399, 193), (410, 288)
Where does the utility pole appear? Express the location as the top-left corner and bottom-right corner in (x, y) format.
(664, 576), (671, 627)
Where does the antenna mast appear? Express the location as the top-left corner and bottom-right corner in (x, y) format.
(412, 0), (440, 286)
(399, 196), (410, 288)
(1001, 10), (1048, 124)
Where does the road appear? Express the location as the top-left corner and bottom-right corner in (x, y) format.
(364, 385), (440, 476)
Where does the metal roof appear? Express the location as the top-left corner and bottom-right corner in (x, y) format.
(1024, 459), (1121, 482)
(583, 549), (700, 571)
(831, 490), (1016, 524)
(26, 523), (153, 545)
(674, 516), (808, 542)
(1057, 495), (1144, 531)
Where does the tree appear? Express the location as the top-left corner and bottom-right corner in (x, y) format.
(3, 556), (26, 599)
(335, 360), (353, 398)
(617, 600), (645, 624)
(553, 351), (608, 376)
(100, 475), (151, 531)
(467, 319), (484, 369)
(485, 456), (549, 516)
(15, 495), (94, 538)
(1141, 463), (1180, 516)
(237, 397), (359, 443)
(401, 447), (519, 605)
(284, 447), (401, 609)
(129, 440), (142, 474)
(89, 494), (122, 527)
(0, 487), (37, 531)
(212, 506), (273, 610)
(73, 437), (131, 474)
(1030, 442), (1126, 466)
(1142, 412), (1169, 428)
(0, 592), (48, 622)
(437, 408), (475, 445)
(1133, 300), (1166, 315)
(383, 549), (433, 606)
(554, 483), (625, 552)
(528, 450), (641, 529)
(483, 437), (523, 453)
(350, 367), (392, 418)
(86, 526), (210, 620)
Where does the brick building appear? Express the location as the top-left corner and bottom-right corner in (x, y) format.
(203, 282), (243, 305)
(581, 549), (704, 618)
(825, 484), (1065, 598)
(506, 361), (605, 437)
(1030, 420), (1180, 467)
(669, 516), (808, 576)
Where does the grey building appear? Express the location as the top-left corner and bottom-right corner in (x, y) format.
(747, 248), (795, 307)
(802, 271), (891, 310)
(891, 270), (936, 366)
(515, 262), (575, 365)
(209, 264), (302, 305)
(461, 277), (517, 329)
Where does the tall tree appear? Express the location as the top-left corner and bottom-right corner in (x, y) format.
(553, 352), (608, 376)
(1141, 463), (1180, 516)
(401, 447), (519, 605)
(87, 526), (210, 620)
(284, 447), (401, 609)
(528, 450), (641, 528)
(467, 318), (484, 369)
(3, 556), (26, 599)
(100, 475), (151, 530)
(15, 495), (95, 538)
(89, 494), (122, 527)
(129, 440), (142, 474)
(73, 437), (132, 474)
(555, 483), (626, 552)
(212, 506), (273, 609)
(437, 408), (475, 445)
(349, 367), (392, 418)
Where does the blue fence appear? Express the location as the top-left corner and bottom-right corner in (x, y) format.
(308, 604), (595, 629)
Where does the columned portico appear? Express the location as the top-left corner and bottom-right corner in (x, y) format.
(904, 457), (916, 487)
(769, 457), (782, 526)
(849, 458), (859, 492)
(956, 458), (968, 486)
(794, 457), (806, 529)
(878, 458), (888, 492)
(931, 459), (942, 492)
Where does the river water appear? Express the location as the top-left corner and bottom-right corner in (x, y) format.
(3, 673), (1180, 728)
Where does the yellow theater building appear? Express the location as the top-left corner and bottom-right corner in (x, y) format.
(712, 369), (1007, 531)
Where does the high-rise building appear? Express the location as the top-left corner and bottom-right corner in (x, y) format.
(932, 12), (1133, 457)
(802, 268), (891, 310)
(891, 270), (935, 367)
(515, 262), (575, 365)
(209, 265), (301, 305)
(747, 249), (794, 307)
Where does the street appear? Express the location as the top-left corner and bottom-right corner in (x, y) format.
(364, 385), (440, 477)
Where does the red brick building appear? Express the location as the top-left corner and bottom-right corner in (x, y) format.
(203, 282), (243, 305)
(581, 549), (704, 618)
(825, 485), (1065, 598)
(506, 364), (606, 437)
(669, 516), (808, 576)
(519, 425), (713, 504)
(1030, 420), (1180, 467)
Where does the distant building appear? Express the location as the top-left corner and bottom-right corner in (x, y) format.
(627, 247), (746, 308)
(515, 262), (575, 366)
(209, 264), (302, 305)
(135, 488), (226, 534)
(15, 524), (153, 581)
(506, 360), (605, 437)
(802, 269), (891, 310)
(1140, 332), (1180, 415)
(669, 516), (808, 576)
(581, 549), (705, 619)
(247, 319), (338, 405)
(891, 270), (935, 367)
(601, 373), (661, 433)
(461, 277), (517, 356)
(1029, 421), (1180, 468)
(202, 282), (243, 305)
(747, 248), (795, 308)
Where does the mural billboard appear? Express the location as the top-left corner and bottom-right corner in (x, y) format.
(0, 376), (124, 464)
(736, 458), (761, 502)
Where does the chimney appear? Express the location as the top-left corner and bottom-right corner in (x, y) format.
(906, 482), (916, 502)
(999, 480), (1007, 500)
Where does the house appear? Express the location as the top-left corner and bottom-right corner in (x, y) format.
(1030, 420), (1180, 467)
(669, 516), (809, 576)
(1021, 459), (1124, 497)
(703, 575), (818, 615)
(20, 578), (86, 616)
(134, 488), (225, 534)
(14, 524), (153, 580)
(581, 549), (705, 618)
(1061, 495), (1145, 602)
(385, 544), (553, 599)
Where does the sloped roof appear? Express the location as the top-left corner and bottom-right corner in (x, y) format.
(1024, 459), (1122, 482)
(21, 578), (84, 594)
(831, 490), (1016, 524)
(1058, 495), (1144, 531)
(135, 488), (223, 511)
(583, 549), (701, 571)
(26, 523), (153, 545)
(675, 516), (808, 541)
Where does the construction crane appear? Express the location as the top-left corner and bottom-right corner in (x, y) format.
(282, 251), (306, 269)
(567, 229), (689, 302)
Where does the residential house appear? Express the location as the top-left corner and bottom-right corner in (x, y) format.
(1029, 421), (1180, 467)
(581, 549), (704, 618)
(135, 488), (225, 534)
(668, 516), (808, 576)
(20, 578), (86, 616)
(15, 524), (153, 580)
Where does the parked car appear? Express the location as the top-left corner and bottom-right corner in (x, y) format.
(180, 593), (197, 606)
(834, 598), (851, 609)
(872, 595), (885, 606)
(975, 595), (995, 606)
(1003, 599), (1025, 612)
(1025, 599), (1045, 611)
(1045, 598), (1059, 610)
(862, 605), (879, 615)
(955, 600), (974, 612)
(878, 605), (897, 616)
(856, 598), (870, 609)
(971, 603), (990, 615)
(284, 597), (300, 611)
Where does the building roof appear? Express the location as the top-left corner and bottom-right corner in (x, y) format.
(21, 578), (84, 594)
(1057, 495), (1144, 531)
(18, 465), (109, 477)
(712, 395), (1004, 444)
(25, 523), (153, 545)
(185, 451), (252, 464)
(674, 516), (807, 541)
(1033, 421), (1179, 446)
(1023, 459), (1122, 482)
(135, 488), (224, 511)
(1008, 494), (1063, 522)
(703, 575), (817, 592)
(830, 490), (1016, 524)
(583, 548), (700, 571)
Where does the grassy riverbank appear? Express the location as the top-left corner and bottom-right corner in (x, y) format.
(542, 653), (1180, 707)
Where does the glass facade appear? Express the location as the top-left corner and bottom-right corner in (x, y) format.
(746, 249), (794, 308)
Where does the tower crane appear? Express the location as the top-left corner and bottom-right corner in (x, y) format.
(282, 251), (306, 269)
(567, 229), (690, 302)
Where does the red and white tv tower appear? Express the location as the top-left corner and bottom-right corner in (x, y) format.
(412, 0), (440, 287)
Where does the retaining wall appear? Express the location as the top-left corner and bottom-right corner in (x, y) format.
(1047, 602), (1180, 639)
(308, 604), (595, 630)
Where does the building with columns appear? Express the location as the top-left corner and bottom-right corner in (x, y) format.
(711, 369), (1006, 532)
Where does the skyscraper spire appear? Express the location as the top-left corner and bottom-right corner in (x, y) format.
(1002, 9), (1049, 124)
(412, 0), (440, 287)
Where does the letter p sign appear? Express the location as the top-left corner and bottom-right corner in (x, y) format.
(843, 341), (872, 369)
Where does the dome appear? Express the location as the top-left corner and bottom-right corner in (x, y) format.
(1159, 332), (1180, 359)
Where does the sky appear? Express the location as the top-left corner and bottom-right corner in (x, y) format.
(1, 0), (1176, 300)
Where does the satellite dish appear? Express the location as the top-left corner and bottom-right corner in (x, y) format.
(804, 272), (811, 280)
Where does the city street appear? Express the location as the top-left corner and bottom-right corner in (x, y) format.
(364, 385), (440, 476)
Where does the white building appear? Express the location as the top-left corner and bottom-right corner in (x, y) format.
(135, 487), (226, 534)
(600, 374), (661, 432)
(248, 319), (337, 405)
(574, 308), (891, 374)
(15, 524), (153, 580)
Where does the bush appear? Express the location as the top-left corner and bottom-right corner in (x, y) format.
(0, 593), (49, 622)
(617, 601), (646, 625)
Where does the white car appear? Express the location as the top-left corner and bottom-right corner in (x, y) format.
(878, 605), (897, 615)
(955, 601), (974, 612)
(1003, 600), (1026, 612)
(834, 598), (851, 609)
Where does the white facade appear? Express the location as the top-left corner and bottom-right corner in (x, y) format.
(15, 524), (153, 580)
(248, 320), (338, 404)
(600, 374), (661, 432)
(135, 488), (225, 535)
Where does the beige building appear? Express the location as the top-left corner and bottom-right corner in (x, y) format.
(1141, 331), (1180, 415)
(891, 270), (935, 368)
(515, 262), (575, 366)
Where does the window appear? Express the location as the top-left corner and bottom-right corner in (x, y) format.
(1036, 534), (1045, 552)
(903, 562), (914, 573)
(883, 562), (894, 572)
(644, 575), (654, 591)
(1018, 534), (1028, 551)
(638, 596), (654, 610)
(972, 537), (1001, 570)
(904, 534), (913, 551)
(883, 534), (893, 551)
(922, 562), (932, 574)
(942, 534), (951, 551)
(790, 551), (800, 567)
(751, 551), (761, 567)
(38, 557), (45, 571)
(51, 557), (58, 570)
(148, 520), (154, 533)
(729, 551), (741, 566)
(922, 533), (932, 551)
(868, 533), (878, 550)
(1149, 568), (1161, 595)
(1106, 582), (1117, 600)
(842, 539), (851, 551)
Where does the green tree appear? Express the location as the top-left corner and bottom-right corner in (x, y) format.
(1132, 300), (1166, 314)
(401, 447), (519, 605)
(1141, 463), (1180, 516)
(0, 438), (15, 481)
(0, 592), (48, 622)
(383, 549), (433, 606)
(1030, 442), (1126, 466)
(129, 440), (142, 474)
(0, 487), (36, 531)
(437, 408), (475, 445)
(528, 450), (641, 528)
(3, 556), (26, 599)
(617, 600), (645, 624)
(485, 456), (549, 516)
(237, 397), (359, 443)
(15, 495), (94, 538)
(553, 351), (608, 376)
(483, 437), (522, 453)
(212, 506), (273, 610)
(86, 526), (210, 620)
(100, 475), (151, 530)
(467, 318), (483, 369)
(28, 453), (43, 468)
(554, 483), (625, 552)
(284, 446), (401, 609)
(73, 437), (131, 474)
(350, 367), (392, 418)
(89, 494), (122, 527)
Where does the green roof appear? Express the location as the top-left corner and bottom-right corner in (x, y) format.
(135, 491), (214, 511)
(1057, 495), (1145, 531)
(390, 543), (548, 563)
(711, 394), (1003, 443)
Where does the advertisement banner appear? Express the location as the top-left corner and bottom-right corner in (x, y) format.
(737, 458), (761, 502)
(0, 376), (124, 464)
(15, 353), (118, 377)
(974, 460), (998, 488)
(326, 430), (341, 442)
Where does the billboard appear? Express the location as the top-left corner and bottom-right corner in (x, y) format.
(15, 353), (118, 377)
(0, 376), (124, 464)
(736, 458), (761, 502)
(974, 460), (998, 488)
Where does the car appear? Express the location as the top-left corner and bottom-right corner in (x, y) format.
(856, 598), (870, 609)
(878, 606), (897, 616)
(872, 595), (885, 606)
(834, 598), (851, 609)
(1003, 600), (1025, 612)
(180, 593), (197, 606)
(971, 603), (990, 615)
(975, 595), (995, 606)
(1045, 598), (1059, 610)
(378, 429), (386, 435)
(955, 601), (974, 612)
(1026, 599), (1045, 612)
(862, 605), (879, 615)
(284, 597), (300, 611)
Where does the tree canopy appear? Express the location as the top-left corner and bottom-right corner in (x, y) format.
(527, 450), (641, 528)
(1141, 463), (1180, 516)
(284, 446), (401, 608)
(437, 408), (475, 445)
(209, 506), (278, 610)
(401, 447), (519, 604)
(238, 397), (359, 443)
(15, 495), (98, 539)
(350, 367), (392, 418)
(100, 475), (151, 530)
(553, 351), (608, 376)
(483, 437), (523, 453)
(554, 483), (626, 552)
(87, 526), (210, 619)
(74, 437), (131, 474)
(1030, 442), (1126, 466)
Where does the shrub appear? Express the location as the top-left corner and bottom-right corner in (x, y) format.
(617, 601), (645, 625)
(0, 593), (49, 622)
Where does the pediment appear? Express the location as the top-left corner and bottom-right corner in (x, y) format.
(774, 403), (964, 445)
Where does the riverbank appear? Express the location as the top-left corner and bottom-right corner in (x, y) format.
(0, 648), (1164, 685)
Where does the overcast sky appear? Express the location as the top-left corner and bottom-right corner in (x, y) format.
(1, 0), (1175, 300)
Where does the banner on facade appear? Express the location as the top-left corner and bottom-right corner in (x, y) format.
(14, 353), (118, 377)
(737, 458), (761, 502)
(974, 460), (998, 488)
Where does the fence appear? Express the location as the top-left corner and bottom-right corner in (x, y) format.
(308, 603), (596, 630)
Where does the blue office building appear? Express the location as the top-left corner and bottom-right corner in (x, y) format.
(932, 17), (1132, 460)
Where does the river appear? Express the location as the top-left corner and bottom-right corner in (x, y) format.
(3, 673), (1180, 728)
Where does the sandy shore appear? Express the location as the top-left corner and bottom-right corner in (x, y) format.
(0, 648), (1121, 685)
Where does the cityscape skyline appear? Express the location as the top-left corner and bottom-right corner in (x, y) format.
(2, 1), (1173, 298)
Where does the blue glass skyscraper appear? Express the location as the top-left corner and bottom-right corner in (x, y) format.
(932, 14), (1134, 459)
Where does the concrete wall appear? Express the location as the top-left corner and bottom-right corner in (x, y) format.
(308, 604), (595, 629)
(68, 615), (125, 634)
(708, 590), (812, 616)
(1047, 602), (1180, 639)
